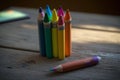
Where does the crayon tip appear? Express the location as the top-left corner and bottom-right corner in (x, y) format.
(46, 5), (50, 9)
(50, 67), (58, 72)
(52, 9), (58, 22)
(57, 7), (64, 17)
(66, 9), (69, 12)
(50, 68), (55, 71)
(44, 13), (50, 22)
(38, 7), (44, 20)
(58, 15), (64, 25)
(46, 5), (52, 18)
(39, 7), (42, 13)
(64, 9), (71, 21)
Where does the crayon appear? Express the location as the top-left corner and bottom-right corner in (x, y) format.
(44, 13), (53, 59)
(50, 56), (101, 72)
(46, 5), (52, 20)
(57, 7), (64, 17)
(57, 15), (65, 59)
(51, 9), (58, 58)
(64, 9), (72, 57)
(38, 7), (46, 56)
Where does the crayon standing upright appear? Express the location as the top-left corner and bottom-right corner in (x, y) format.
(46, 5), (52, 20)
(64, 9), (72, 57)
(38, 7), (46, 56)
(44, 13), (53, 59)
(57, 7), (64, 17)
(51, 9), (58, 58)
(58, 15), (65, 59)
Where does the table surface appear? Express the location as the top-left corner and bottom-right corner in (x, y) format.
(0, 7), (120, 80)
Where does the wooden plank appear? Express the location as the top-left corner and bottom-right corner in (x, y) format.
(0, 48), (120, 80)
(0, 7), (120, 53)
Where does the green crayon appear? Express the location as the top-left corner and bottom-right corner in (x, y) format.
(44, 13), (53, 58)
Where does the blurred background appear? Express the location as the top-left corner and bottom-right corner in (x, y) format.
(0, 0), (120, 16)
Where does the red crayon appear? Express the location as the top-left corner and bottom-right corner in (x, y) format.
(50, 56), (101, 72)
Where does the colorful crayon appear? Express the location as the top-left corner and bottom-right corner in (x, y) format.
(38, 5), (72, 59)
(64, 9), (72, 57)
(46, 5), (52, 20)
(58, 15), (65, 59)
(44, 13), (53, 59)
(51, 9), (58, 58)
(57, 7), (64, 17)
(50, 56), (101, 72)
(38, 7), (46, 56)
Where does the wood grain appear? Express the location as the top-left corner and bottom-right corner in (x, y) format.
(0, 48), (120, 80)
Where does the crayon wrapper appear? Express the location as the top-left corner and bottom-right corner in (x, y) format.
(44, 22), (51, 28)
(52, 23), (58, 58)
(58, 25), (65, 59)
(65, 20), (71, 23)
(58, 25), (65, 30)
(52, 22), (57, 28)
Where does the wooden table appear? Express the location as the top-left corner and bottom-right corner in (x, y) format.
(0, 7), (120, 80)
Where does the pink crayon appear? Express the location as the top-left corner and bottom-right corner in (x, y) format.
(57, 7), (64, 17)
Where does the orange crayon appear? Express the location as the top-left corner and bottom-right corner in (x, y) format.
(50, 56), (101, 72)
(64, 9), (72, 57)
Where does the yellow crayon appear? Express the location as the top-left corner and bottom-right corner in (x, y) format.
(58, 15), (65, 59)
(58, 30), (65, 59)
(51, 9), (58, 58)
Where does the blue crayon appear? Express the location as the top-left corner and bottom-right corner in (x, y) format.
(38, 7), (46, 56)
(46, 5), (52, 20)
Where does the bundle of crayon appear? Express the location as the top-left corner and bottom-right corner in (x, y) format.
(38, 5), (72, 59)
